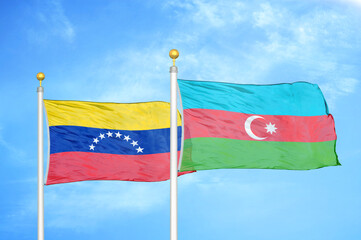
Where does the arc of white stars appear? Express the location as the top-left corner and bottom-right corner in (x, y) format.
(89, 132), (143, 153)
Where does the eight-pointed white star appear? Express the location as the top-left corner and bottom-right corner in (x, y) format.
(124, 135), (131, 141)
(131, 140), (138, 147)
(265, 122), (277, 134)
(115, 132), (122, 138)
(93, 138), (99, 144)
(89, 144), (95, 150)
(99, 133), (105, 139)
(136, 146), (144, 153)
(106, 131), (113, 137)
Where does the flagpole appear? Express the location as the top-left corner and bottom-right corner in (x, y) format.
(37, 72), (45, 240)
(169, 49), (179, 240)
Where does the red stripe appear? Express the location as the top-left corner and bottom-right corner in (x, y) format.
(46, 152), (192, 185)
(184, 109), (336, 142)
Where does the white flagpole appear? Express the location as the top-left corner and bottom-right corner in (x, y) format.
(169, 49), (179, 240)
(37, 72), (45, 240)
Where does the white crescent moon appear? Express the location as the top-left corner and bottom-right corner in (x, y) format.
(245, 115), (267, 141)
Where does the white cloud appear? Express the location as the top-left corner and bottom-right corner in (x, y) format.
(333, 0), (361, 7)
(0, 127), (26, 161)
(338, 78), (359, 93)
(253, 2), (284, 28)
(165, 0), (246, 28)
(44, 181), (169, 229)
(178, 170), (295, 223)
(4, 173), (196, 231)
(250, 3), (360, 106)
(29, 0), (75, 43)
(70, 1), (359, 108)
(320, 77), (359, 108)
(86, 47), (172, 103)
(43, 173), (200, 229)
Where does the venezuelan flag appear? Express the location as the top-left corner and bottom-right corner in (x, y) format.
(44, 100), (185, 185)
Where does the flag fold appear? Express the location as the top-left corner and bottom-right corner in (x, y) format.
(177, 79), (340, 171)
(44, 100), (187, 185)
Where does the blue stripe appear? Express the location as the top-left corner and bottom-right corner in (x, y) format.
(178, 79), (329, 116)
(49, 126), (182, 155)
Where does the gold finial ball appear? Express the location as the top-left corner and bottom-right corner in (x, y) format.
(169, 49), (179, 60)
(36, 72), (45, 81)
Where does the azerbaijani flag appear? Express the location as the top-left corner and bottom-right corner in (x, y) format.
(178, 79), (340, 171)
(44, 100), (188, 185)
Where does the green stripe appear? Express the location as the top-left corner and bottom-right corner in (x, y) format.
(180, 138), (340, 171)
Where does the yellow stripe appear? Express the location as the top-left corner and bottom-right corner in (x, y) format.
(44, 100), (182, 130)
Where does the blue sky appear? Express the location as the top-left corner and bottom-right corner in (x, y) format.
(1, 0), (361, 239)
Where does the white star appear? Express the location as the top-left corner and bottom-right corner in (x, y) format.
(131, 140), (138, 147)
(99, 133), (105, 139)
(89, 144), (95, 150)
(124, 135), (131, 141)
(93, 138), (99, 144)
(136, 146), (144, 153)
(265, 122), (277, 134)
(106, 131), (113, 137)
(115, 132), (122, 138)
